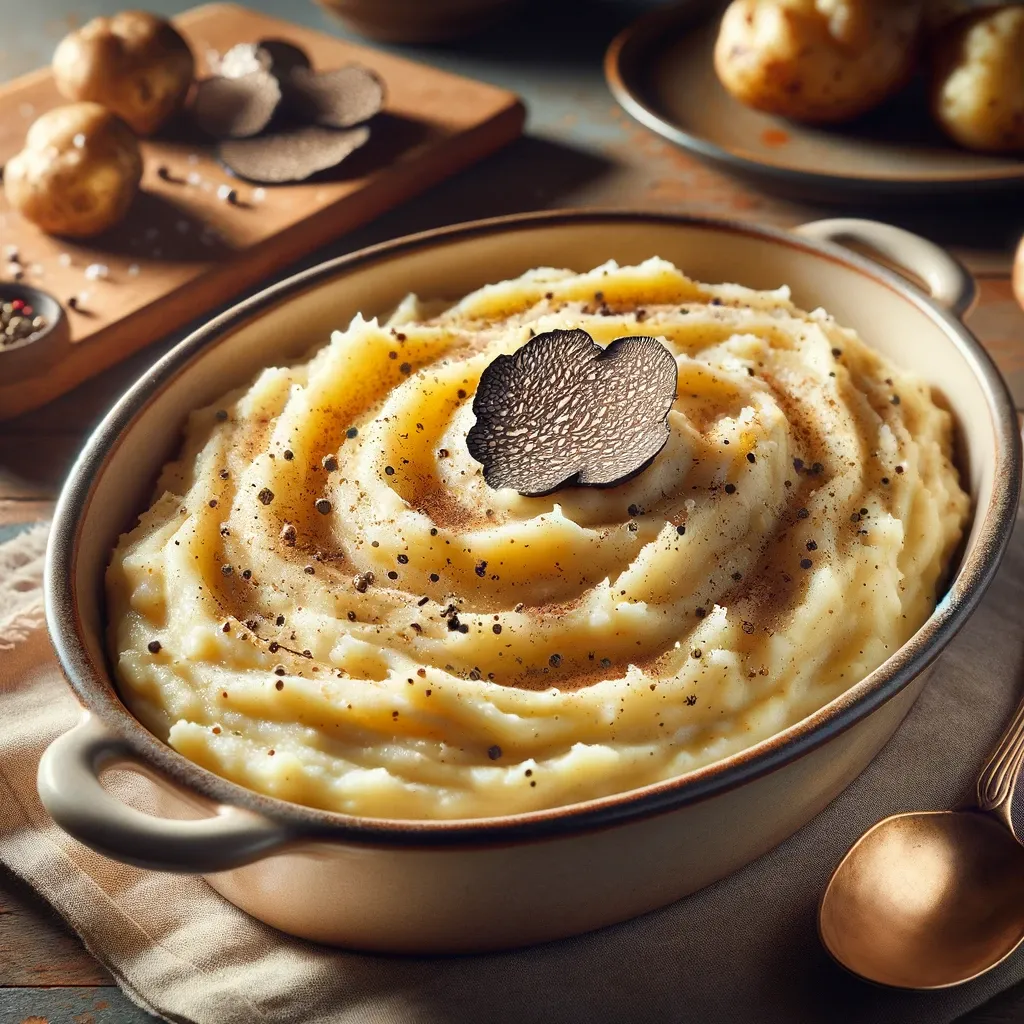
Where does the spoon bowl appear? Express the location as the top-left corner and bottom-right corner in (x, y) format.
(820, 809), (1024, 989)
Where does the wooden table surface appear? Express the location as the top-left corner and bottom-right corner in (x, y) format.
(2, 1), (1024, 1021)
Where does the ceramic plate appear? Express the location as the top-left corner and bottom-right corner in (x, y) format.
(605, 1), (1024, 200)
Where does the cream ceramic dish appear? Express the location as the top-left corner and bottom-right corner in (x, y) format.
(40, 212), (1021, 952)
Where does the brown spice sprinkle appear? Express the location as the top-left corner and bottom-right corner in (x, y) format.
(257, 487), (274, 505)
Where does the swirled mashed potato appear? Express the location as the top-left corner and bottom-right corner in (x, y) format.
(107, 259), (969, 819)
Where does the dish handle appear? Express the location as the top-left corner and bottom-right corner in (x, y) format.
(38, 713), (292, 873)
(794, 218), (976, 320)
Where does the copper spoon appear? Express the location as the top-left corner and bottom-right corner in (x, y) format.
(819, 693), (1024, 989)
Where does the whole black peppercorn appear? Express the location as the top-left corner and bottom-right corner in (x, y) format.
(315, 498), (332, 515)
(147, 640), (162, 654)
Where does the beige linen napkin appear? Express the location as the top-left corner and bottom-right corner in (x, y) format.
(3, 519), (1024, 1024)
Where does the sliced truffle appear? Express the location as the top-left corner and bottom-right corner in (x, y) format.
(193, 70), (282, 139)
(467, 328), (678, 496)
(285, 65), (385, 129)
(219, 124), (370, 183)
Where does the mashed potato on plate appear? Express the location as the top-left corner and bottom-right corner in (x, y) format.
(107, 259), (969, 819)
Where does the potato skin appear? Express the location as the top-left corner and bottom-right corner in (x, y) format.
(930, 6), (1024, 153)
(52, 11), (194, 136)
(714, 0), (923, 124)
(3, 103), (143, 239)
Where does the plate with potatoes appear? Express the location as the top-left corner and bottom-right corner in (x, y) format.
(606, 0), (1024, 198)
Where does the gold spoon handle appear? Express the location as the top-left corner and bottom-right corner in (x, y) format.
(976, 696), (1024, 832)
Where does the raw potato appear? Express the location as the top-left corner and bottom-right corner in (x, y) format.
(931, 6), (1024, 152)
(714, 0), (924, 123)
(52, 11), (194, 136)
(3, 103), (143, 239)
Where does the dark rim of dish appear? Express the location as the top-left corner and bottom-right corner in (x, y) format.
(46, 208), (1022, 848)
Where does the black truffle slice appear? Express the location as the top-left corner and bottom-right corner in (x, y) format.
(193, 70), (282, 139)
(218, 124), (371, 183)
(285, 65), (385, 129)
(467, 328), (679, 497)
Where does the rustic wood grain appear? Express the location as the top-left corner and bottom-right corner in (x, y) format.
(0, 872), (109, 988)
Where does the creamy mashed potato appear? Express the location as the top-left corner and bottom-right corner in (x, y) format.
(107, 259), (969, 819)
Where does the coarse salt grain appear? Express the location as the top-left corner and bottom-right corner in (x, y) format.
(186, 171), (202, 186)
(84, 263), (109, 281)
(127, 263), (140, 277)
(29, 264), (43, 276)
(58, 253), (72, 267)
(4, 244), (18, 260)
(72, 133), (86, 148)
(253, 188), (266, 202)
(216, 184), (235, 201)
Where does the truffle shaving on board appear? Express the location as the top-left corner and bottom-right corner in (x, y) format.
(218, 124), (371, 183)
(285, 65), (385, 128)
(192, 70), (282, 139)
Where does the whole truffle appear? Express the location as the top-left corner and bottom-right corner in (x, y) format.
(3, 103), (143, 238)
(52, 11), (195, 136)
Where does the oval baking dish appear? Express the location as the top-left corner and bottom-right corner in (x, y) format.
(40, 211), (1021, 952)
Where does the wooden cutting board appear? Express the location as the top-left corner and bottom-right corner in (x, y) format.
(0, 2), (525, 420)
